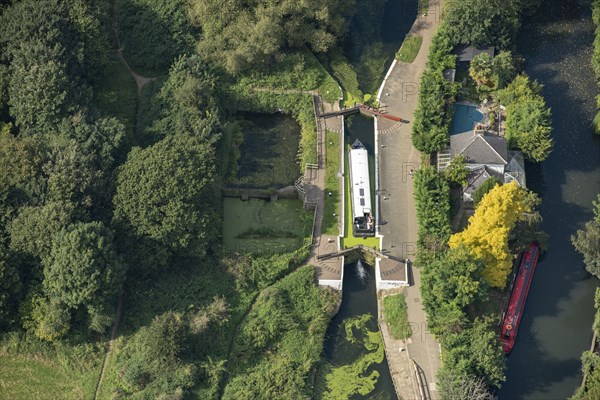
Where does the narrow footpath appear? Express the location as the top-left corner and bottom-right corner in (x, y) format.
(376, 1), (442, 398)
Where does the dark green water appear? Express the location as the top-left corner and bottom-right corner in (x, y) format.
(231, 112), (301, 188)
(321, 261), (397, 400)
(500, 1), (600, 398)
(320, 116), (397, 398)
(348, 0), (418, 93)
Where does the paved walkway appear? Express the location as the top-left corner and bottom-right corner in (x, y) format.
(307, 98), (345, 282)
(377, 1), (442, 399)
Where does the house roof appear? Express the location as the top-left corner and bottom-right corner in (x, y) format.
(464, 166), (503, 196)
(454, 45), (495, 62)
(450, 131), (508, 165)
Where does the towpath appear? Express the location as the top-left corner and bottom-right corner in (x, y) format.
(376, 1), (442, 398)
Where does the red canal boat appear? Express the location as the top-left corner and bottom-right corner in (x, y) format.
(500, 243), (540, 353)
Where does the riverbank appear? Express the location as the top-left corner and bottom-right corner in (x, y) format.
(500, 0), (600, 396)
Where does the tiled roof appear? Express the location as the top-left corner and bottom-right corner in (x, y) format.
(451, 131), (508, 165)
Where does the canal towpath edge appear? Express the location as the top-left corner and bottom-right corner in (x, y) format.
(376, 1), (443, 399)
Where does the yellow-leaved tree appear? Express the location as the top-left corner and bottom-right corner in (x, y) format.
(449, 182), (531, 288)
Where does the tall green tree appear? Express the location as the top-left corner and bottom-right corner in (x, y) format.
(9, 201), (74, 259)
(189, 0), (354, 74)
(440, 317), (506, 389)
(444, 0), (521, 49)
(572, 195), (600, 279)
(469, 53), (494, 87)
(42, 221), (126, 333)
(421, 246), (486, 335)
(0, 0), (95, 134)
(114, 132), (218, 257)
(0, 246), (21, 329)
(497, 75), (554, 161)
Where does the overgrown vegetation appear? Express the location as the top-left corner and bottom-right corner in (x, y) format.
(414, 167), (544, 396)
(383, 293), (412, 340)
(572, 194), (600, 279)
(222, 266), (337, 399)
(591, 0), (600, 133)
(572, 288), (600, 400)
(496, 74), (553, 161)
(0, 0), (346, 396)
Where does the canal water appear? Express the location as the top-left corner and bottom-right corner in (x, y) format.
(321, 261), (397, 400)
(500, 0), (600, 398)
(319, 116), (397, 398)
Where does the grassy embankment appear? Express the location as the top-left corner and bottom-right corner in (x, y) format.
(396, 35), (423, 64)
(383, 293), (412, 340)
(0, 335), (104, 400)
(322, 131), (342, 236)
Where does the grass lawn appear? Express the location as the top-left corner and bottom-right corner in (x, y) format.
(0, 352), (100, 400)
(93, 53), (137, 141)
(383, 293), (412, 340)
(342, 148), (380, 249)
(322, 131), (341, 236)
(396, 35), (423, 64)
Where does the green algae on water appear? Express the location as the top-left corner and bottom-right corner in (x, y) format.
(320, 314), (385, 399)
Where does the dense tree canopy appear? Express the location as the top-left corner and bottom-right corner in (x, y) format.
(497, 74), (554, 161)
(421, 246), (486, 335)
(414, 166), (452, 249)
(9, 201), (74, 259)
(572, 195), (600, 279)
(0, 0), (102, 134)
(443, 0), (521, 49)
(449, 182), (532, 288)
(189, 0), (354, 74)
(114, 133), (218, 257)
(42, 221), (126, 333)
(440, 317), (506, 389)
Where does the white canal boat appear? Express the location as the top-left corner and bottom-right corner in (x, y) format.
(348, 139), (375, 237)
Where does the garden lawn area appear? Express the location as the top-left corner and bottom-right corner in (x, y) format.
(383, 293), (412, 340)
(342, 150), (380, 249)
(93, 54), (137, 141)
(396, 35), (423, 63)
(322, 131), (341, 235)
(0, 352), (100, 400)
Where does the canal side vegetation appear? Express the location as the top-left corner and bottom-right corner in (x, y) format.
(571, 194), (600, 399)
(414, 170), (544, 395)
(0, 0), (424, 398)
(592, 0), (600, 133)
(572, 194), (600, 279)
(572, 288), (600, 400)
(396, 34), (423, 64)
(411, 0), (553, 162)
(383, 293), (412, 340)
